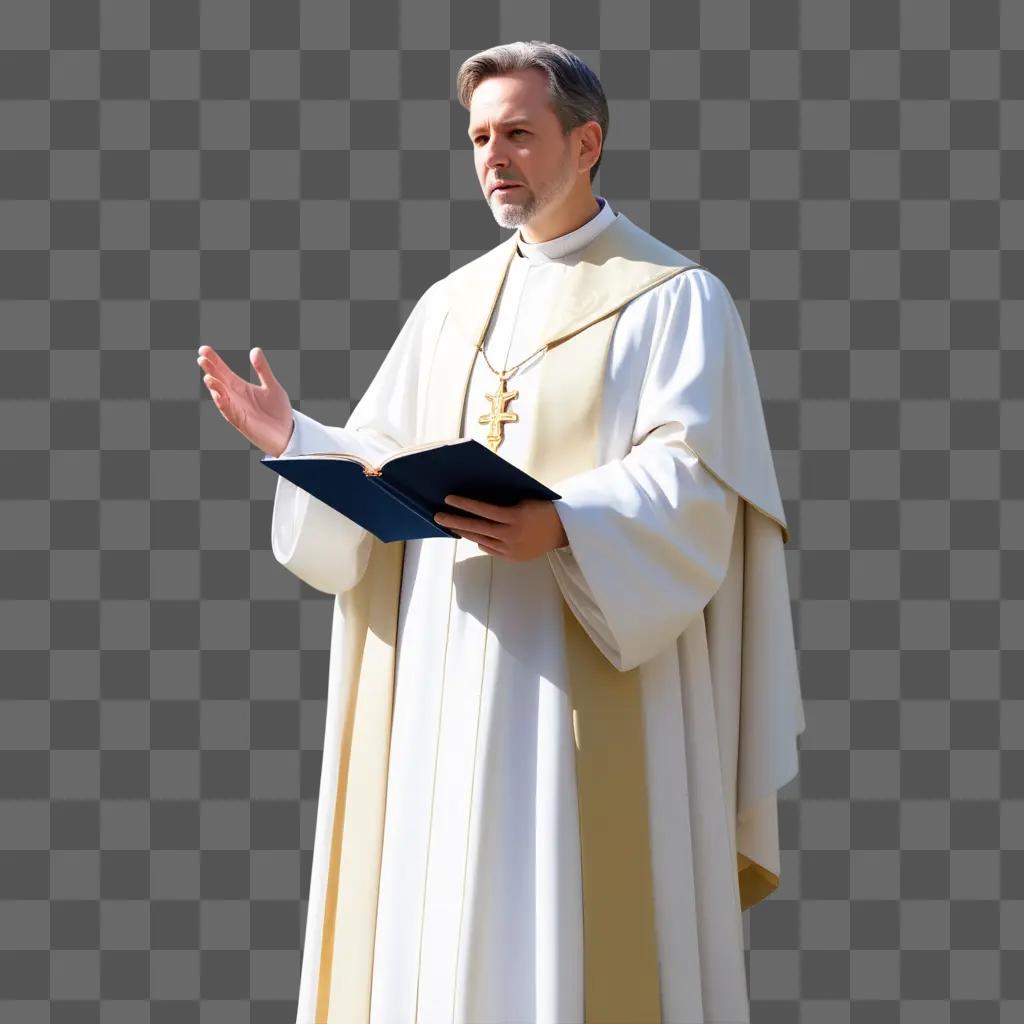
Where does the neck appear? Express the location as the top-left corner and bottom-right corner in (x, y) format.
(519, 192), (602, 244)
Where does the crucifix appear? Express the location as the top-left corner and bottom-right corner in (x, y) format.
(478, 371), (519, 453)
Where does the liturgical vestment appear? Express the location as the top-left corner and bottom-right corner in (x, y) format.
(270, 196), (806, 1024)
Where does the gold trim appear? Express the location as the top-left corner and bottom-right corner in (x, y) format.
(314, 642), (357, 1022)
(737, 852), (780, 911)
(527, 304), (664, 1023)
(313, 535), (404, 1023)
(542, 266), (701, 353)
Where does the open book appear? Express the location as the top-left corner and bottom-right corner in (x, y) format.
(261, 436), (562, 543)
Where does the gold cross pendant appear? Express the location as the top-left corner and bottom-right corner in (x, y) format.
(478, 371), (519, 453)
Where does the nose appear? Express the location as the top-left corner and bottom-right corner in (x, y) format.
(480, 137), (509, 170)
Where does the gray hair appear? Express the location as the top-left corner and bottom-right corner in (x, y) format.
(456, 41), (609, 184)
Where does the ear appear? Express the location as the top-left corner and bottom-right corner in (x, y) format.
(578, 120), (603, 172)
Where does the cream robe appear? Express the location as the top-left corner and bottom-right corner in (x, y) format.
(270, 204), (805, 1024)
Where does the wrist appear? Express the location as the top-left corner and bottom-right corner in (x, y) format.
(274, 418), (296, 458)
(549, 503), (569, 550)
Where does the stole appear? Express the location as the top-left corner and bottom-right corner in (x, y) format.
(307, 211), (797, 1023)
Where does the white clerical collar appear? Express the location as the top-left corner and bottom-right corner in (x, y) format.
(514, 195), (616, 264)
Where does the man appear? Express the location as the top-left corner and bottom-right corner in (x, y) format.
(198, 41), (804, 1024)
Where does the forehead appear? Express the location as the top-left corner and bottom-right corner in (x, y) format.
(467, 71), (550, 131)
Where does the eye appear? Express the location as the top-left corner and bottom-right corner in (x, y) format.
(473, 129), (528, 144)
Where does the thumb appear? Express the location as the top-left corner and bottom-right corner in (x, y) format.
(250, 347), (279, 389)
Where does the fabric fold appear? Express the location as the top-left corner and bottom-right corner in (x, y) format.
(548, 429), (739, 673)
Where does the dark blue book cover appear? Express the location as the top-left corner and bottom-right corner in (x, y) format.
(261, 437), (562, 543)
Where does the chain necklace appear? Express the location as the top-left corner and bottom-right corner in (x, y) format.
(474, 210), (699, 455)
(475, 248), (555, 453)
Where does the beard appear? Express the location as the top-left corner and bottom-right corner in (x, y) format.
(486, 141), (577, 230)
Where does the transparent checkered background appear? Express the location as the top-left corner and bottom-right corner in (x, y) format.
(1, 0), (1022, 1021)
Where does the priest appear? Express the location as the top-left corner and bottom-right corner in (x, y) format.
(198, 40), (805, 1024)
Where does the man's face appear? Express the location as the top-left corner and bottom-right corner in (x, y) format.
(467, 68), (584, 230)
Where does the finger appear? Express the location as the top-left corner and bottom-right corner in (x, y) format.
(204, 378), (233, 416)
(436, 512), (504, 539)
(443, 494), (515, 524)
(453, 528), (506, 554)
(197, 348), (245, 392)
(197, 345), (233, 377)
(250, 346), (280, 390)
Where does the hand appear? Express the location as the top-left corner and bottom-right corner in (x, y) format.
(433, 494), (570, 561)
(197, 345), (294, 457)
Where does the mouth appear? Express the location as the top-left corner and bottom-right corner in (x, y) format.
(491, 184), (522, 194)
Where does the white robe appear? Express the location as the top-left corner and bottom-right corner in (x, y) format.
(271, 198), (802, 1024)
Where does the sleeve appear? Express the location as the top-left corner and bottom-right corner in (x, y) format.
(270, 283), (439, 595)
(546, 269), (747, 673)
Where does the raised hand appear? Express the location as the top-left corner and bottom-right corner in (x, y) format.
(196, 345), (295, 458)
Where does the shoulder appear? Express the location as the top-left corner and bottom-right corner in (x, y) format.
(405, 277), (448, 325)
(630, 263), (738, 327)
(414, 277), (447, 307)
(624, 264), (752, 383)
(663, 264), (734, 305)
(388, 279), (450, 361)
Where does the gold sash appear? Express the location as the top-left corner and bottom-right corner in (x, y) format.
(312, 213), (730, 1022)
